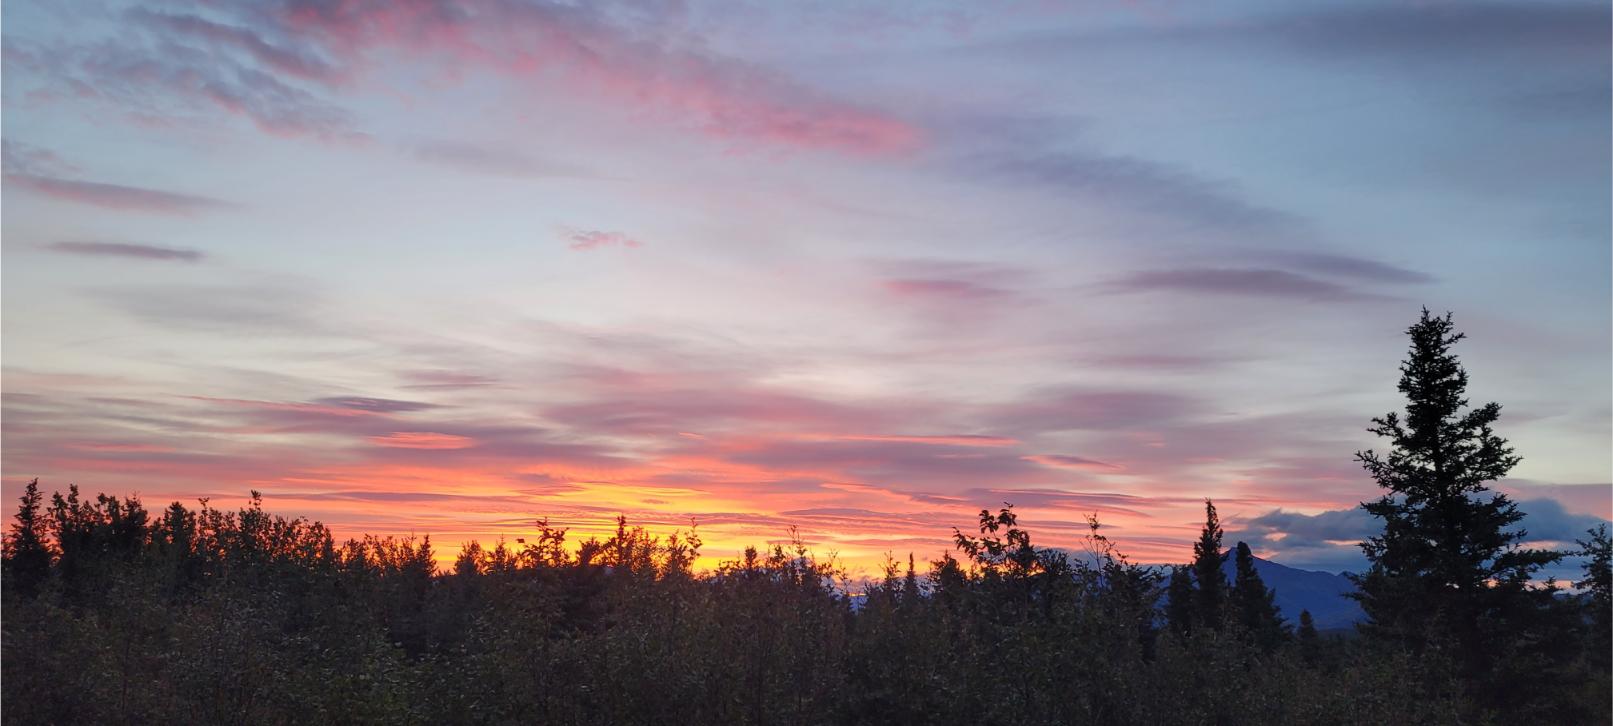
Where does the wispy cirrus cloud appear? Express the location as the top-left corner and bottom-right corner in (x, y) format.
(986, 388), (1199, 433)
(5, 38), (357, 140)
(89, 283), (322, 332)
(4, 140), (229, 214)
(0, 140), (77, 177)
(1263, 252), (1433, 285)
(883, 278), (1007, 300)
(563, 228), (643, 251)
(5, 173), (230, 215)
(1250, 2), (1610, 62)
(1024, 454), (1123, 472)
(128, 8), (341, 83)
(368, 432), (476, 450)
(824, 434), (1018, 447)
(46, 241), (204, 262)
(1105, 268), (1378, 302)
(11, 0), (922, 155)
(411, 140), (581, 178)
(978, 149), (1298, 240)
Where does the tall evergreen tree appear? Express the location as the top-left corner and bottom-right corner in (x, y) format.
(1352, 309), (1563, 674)
(1576, 524), (1611, 666)
(1164, 565), (1194, 636)
(900, 553), (922, 605)
(1296, 610), (1320, 664)
(1191, 499), (1227, 630)
(3, 478), (53, 594)
(1230, 541), (1285, 649)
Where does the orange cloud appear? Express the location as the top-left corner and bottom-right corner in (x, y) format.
(369, 432), (476, 450)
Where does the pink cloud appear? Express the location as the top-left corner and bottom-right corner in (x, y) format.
(66, 443), (177, 454)
(12, 1), (922, 154)
(3, 172), (229, 215)
(817, 434), (1019, 447)
(369, 432), (476, 450)
(271, 0), (923, 155)
(883, 278), (1008, 300)
(131, 8), (342, 83)
(563, 228), (644, 251)
(1024, 454), (1124, 471)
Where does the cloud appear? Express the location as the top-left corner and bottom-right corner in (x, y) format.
(563, 228), (643, 251)
(883, 278), (1007, 300)
(411, 140), (580, 178)
(1007, 3), (1609, 66)
(282, 0), (921, 154)
(1, 140), (78, 177)
(1501, 480), (1612, 520)
(723, 438), (1056, 490)
(46, 241), (204, 262)
(4, 172), (230, 215)
(1024, 454), (1122, 471)
(128, 8), (341, 83)
(979, 150), (1297, 238)
(1087, 354), (1237, 371)
(1232, 497), (1613, 575)
(1256, 2), (1610, 61)
(368, 432), (475, 450)
(545, 386), (893, 436)
(7, 37), (355, 139)
(826, 434), (1018, 447)
(1105, 268), (1376, 302)
(398, 370), (501, 390)
(985, 388), (1199, 433)
(311, 396), (438, 414)
(90, 283), (322, 332)
(1238, 507), (1377, 549)
(18, 1), (922, 155)
(1510, 497), (1613, 544)
(1265, 252), (1433, 284)
(873, 259), (1031, 323)
(2, 142), (226, 216)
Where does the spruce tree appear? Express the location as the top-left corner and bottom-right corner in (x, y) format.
(1576, 524), (1611, 666)
(1296, 610), (1320, 664)
(1352, 309), (1562, 673)
(3, 479), (53, 594)
(1164, 565), (1194, 636)
(1231, 541), (1286, 649)
(1191, 499), (1228, 630)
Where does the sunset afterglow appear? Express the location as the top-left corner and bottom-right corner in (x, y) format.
(4, 0), (1608, 576)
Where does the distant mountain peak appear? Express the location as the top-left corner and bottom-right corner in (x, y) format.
(1215, 553), (1363, 630)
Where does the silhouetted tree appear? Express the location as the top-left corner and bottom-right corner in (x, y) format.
(1164, 565), (1194, 637)
(1231, 541), (1286, 649)
(1296, 609), (1323, 669)
(3, 475), (1606, 725)
(900, 553), (922, 605)
(1578, 523), (1612, 666)
(1352, 309), (1573, 714)
(150, 500), (201, 589)
(1191, 499), (1228, 630)
(952, 504), (1039, 579)
(3, 479), (53, 594)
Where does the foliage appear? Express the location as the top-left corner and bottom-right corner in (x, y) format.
(1191, 499), (1229, 631)
(1352, 308), (1592, 720)
(3, 485), (1604, 725)
(3, 311), (1606, 724)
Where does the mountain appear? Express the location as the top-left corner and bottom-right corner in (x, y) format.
(1222, 554), (1363, 631)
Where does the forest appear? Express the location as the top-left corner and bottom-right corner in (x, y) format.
(3, 311), (1609, 725)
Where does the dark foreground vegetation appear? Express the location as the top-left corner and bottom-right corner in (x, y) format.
(5, 310), (1609, 725)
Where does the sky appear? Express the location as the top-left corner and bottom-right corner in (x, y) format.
(2, 0), (1609, 576)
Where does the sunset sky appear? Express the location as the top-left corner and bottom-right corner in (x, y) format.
(3, 0), (1609, 575)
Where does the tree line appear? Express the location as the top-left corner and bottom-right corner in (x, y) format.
(3, 310), (1609, 725)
